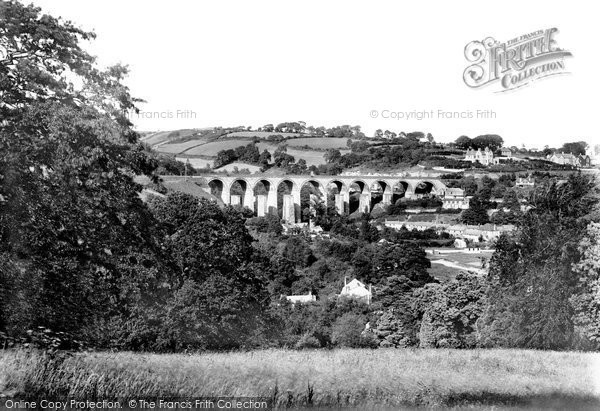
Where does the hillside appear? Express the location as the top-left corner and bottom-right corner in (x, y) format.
(147, 128), (353, 169)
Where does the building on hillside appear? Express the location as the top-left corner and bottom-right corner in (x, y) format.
(586, 144), (600, 165)
(285, 291), (316, 304)
(384, 219), (444, 233)
(547, 153), (580, 166)
(465, 147), (498, 166)
(516, 175), (535, 187)
(578, 154), (591, 167)
(441, 187), (470, 209)
(340, 278), (372, 304)
(500, 147), (513, 158)
(454, 238), (468, 248)
(447, 224), (515, 242)
(384, 219), (515, 242)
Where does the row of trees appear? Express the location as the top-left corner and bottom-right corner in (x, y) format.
(257, 123), (366, 139)
(455, 135), (504, 151)
(213, 143), (269, 169)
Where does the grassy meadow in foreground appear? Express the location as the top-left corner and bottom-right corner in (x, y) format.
(1, 348), (599, 408)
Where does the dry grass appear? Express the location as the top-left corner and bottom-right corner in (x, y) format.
(1, 348), (598, 408)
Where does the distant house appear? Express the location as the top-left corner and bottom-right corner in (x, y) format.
(500, 147), (512, 157)
(548, 153), (579, 167)
(340, 278), (372, 304)
(285, 291), (316, 304)
(384, 219), (443, 233)
(441, 187), (470, 210)
(465, 147), (497, 166)
(454, 238), (468, 248)
(578, 154), (591, 167)
(385, 219), (515, 242)
(586, 145), (600, 165)
(447, 224), (515, 242)
(516, 175), (534, 187)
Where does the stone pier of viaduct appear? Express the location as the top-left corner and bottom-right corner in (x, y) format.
(161, 174), (448, 224)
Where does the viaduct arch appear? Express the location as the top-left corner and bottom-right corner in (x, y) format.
(164, 174), (447, 224)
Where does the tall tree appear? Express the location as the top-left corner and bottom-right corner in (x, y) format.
(0, 1), (165, 346)
(569, 222), (600, 349)
(478, 175), (598, 350)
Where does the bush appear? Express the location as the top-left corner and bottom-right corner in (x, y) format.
(295, 333), (322, 349)
(331, 312), (377, 348)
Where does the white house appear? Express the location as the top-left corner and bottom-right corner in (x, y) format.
(548, 153), (579, 166)
(441, 188), (470, 210)
(465, 147), (498, 166)
(340, 278), (372, 304)
(454, 238), (468, 248)
(516, 176), (534, 187)
(285, 291), (316, 304)
(586, 144), (600, 165)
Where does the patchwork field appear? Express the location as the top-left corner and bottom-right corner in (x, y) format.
(1, 349), (598, 409)
(149, 131), (356, 168)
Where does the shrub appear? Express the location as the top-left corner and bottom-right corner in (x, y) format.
(331, 312), (376, 348)
(295, 333), (322, 349)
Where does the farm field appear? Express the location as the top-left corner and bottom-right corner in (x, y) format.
(140, 130), (175, 146)
(214, 162), (262, 173)
(141, 129), (201, 147)
(185, 139), (254, 156)
(427, 249), (491, 280)
(286, 137), (350, 149)
(226, 131), (301, 138)
(427, 262), (464, 282)
(156, 138), (209, 154)
(286, 148), (327, 166)
(174, 157), (213, 169)
(151, 133), (354, 167)
(1, 349), (598, 409)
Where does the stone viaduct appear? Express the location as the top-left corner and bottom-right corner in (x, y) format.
(161, 174), (448, 224)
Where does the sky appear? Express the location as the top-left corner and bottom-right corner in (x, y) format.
(29, 0), (600, 148)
